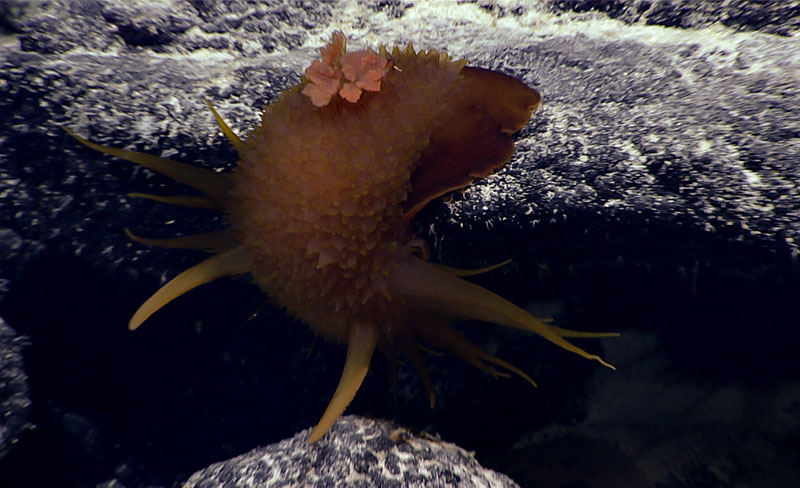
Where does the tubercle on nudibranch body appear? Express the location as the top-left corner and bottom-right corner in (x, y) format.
(66, 32), (618, 444)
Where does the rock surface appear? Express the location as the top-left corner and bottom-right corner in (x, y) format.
(185, 415), (520, 488)
(0, 318), (32, 461)
(489, 330), (800, 487)
(1, 1), (798, 487)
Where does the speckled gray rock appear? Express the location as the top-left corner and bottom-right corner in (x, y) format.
(184, 415), (520, 488)
(0, 317), (32, 460)
(547, 0), (800, 36)
(1, 0), (798, 276)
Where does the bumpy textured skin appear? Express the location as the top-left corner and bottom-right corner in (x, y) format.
(229, 49), (464, 344)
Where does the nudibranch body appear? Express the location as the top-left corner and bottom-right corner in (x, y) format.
(68, 32), (616, 443)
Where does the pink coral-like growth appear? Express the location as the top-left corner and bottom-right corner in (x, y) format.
(320, 31), (346, 65)
(339, 50), (390, 103)
(303, 32), (391, 107)
(303, 60), (343, 107)
(341, 50), (389, 91)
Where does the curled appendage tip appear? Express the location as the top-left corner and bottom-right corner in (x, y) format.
(308, 322), (378, 442)
(588, 354), (615, 370)
(432, 258), (512, 277)
(128, 246), (251, 330)
(124, 228), (237, 252)
(204, 99), (244, 152)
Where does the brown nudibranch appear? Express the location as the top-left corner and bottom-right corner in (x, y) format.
(67, 32), (617, 443)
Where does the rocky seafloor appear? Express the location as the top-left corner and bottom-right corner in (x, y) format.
(1, 1), (798, 487)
